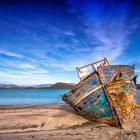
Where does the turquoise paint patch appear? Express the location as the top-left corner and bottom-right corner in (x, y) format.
(78, 87), (113, 119)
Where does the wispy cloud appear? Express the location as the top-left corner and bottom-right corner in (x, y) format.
(65, 0), (138, 63)
(64, 31), (76, 36)
(18, 64), (35, 69)
(0, 69), (75, 85)
(0, 50), (24, 58)
(0, 1), (139, 84)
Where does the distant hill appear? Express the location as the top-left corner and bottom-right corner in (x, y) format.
(0, 83), (139, 90)
(0, 84), (19, 89)
(31, 84), (52, 88)
(0, 83), (74, 89)
(46, 82), (74, 89)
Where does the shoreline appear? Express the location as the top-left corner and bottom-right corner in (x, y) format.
(0, 102), (140, 109)
(0, 104), (140, 139)
(0, 103), (66, 108)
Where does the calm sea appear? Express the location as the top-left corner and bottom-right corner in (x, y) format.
(0, 89), (140, 106)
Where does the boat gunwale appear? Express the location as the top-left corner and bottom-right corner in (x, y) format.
(102, 64), (135, 69)
(70, 72), (96, 93)
(71, 64), (134, 93)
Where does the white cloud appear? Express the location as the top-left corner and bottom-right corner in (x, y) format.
(64, 31), (76, 36)
(0, 70), (77, 85)
(0, 1), (139, 85)
(18, 64), (35, 69)
(65, 0), (138, 64)
(0, 50), (24, 58)
(80, 18), (132, 64)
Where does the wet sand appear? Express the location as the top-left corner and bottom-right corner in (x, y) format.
(0, 104), (140, 140)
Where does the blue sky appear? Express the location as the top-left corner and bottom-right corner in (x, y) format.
(0, 0), (140, 85)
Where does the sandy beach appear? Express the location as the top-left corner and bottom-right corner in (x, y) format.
(0, 104), (140, 140)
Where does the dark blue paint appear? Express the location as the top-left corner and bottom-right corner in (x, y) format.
(78, 87), (114, 119)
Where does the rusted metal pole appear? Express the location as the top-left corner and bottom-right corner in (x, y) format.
(76, 67), (81, 80)
(104, 57), (109, 65)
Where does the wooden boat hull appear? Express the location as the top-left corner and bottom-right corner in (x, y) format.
(62, 63), (136, 128)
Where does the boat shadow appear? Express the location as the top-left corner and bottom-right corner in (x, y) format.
(59, 104), (79, 115)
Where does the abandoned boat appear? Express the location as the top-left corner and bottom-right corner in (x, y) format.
(62, 58), (136, 128)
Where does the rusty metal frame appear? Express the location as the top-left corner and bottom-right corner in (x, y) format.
(77, 58), (109, 69)
(76, 58), (109, 80)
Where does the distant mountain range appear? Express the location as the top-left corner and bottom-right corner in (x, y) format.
(0, 83), (139, 90)
(0, 83), (75, 89)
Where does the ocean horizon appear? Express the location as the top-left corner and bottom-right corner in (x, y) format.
(0, 89), (139, 106)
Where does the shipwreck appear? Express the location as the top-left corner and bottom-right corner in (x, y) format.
(62, 58), (136, 129)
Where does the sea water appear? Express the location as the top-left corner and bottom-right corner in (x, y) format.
(0, 89), (140, 106)
(0, 89), (69, 106)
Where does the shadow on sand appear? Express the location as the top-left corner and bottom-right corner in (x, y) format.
(59, 104), (79, 115)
